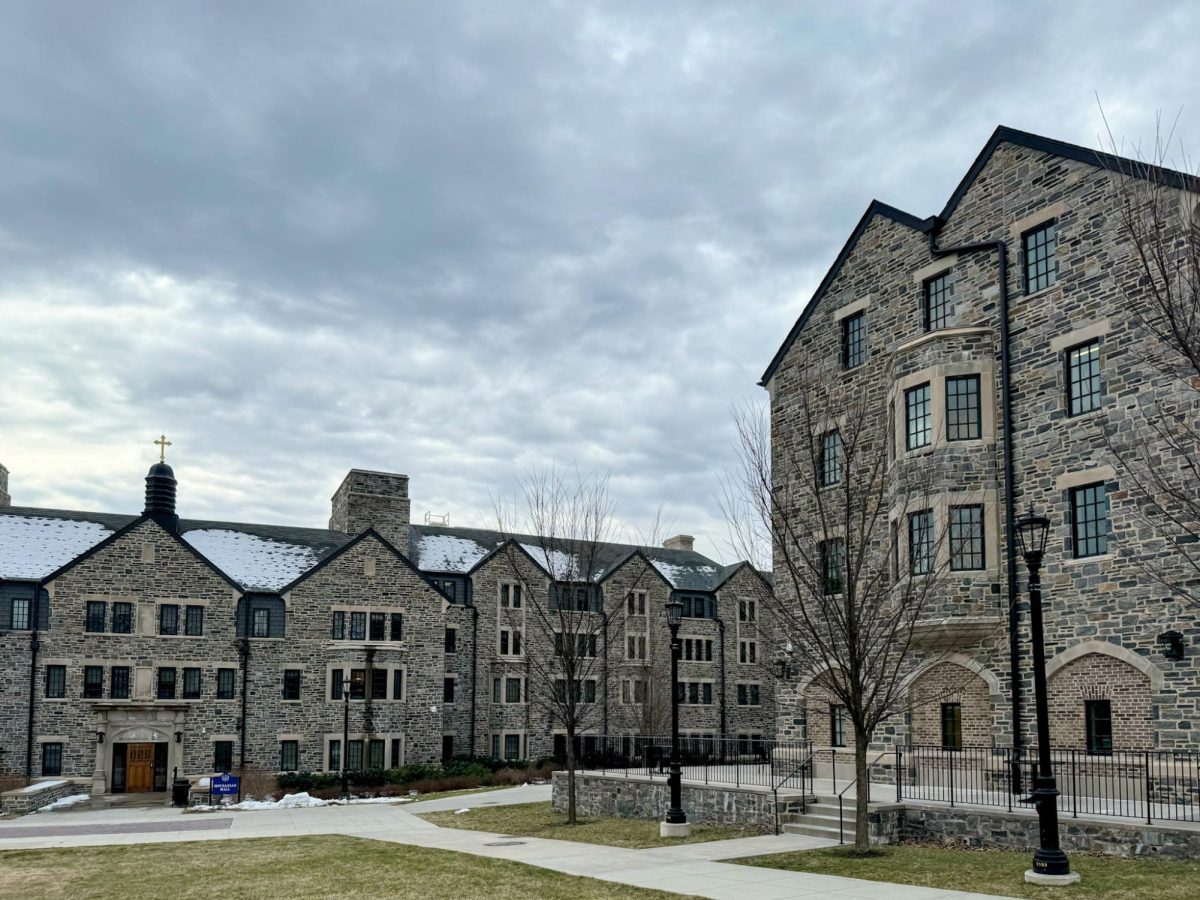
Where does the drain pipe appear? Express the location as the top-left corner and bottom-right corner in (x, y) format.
(927, 229), (1023, 769)
(238, 597), (251, 770)
(715, 615), (727, 743)
(469, 604), (478, 758)
(26, 584), (42, 781)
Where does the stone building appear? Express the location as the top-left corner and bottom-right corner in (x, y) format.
(761, 126), (1200, 754)
(0, 460), (774, 792)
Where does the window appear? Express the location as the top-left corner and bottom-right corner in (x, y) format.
(576, 634), (598, 658)
(349, 612), (366, 641)
(330, 669), (344, 700)
(442, 736), (454, 762)
(739, 640), (757, 664)
(506, 677), (522, 704)
(159, 604), (179, 635)
(503, 734), (521, 761)
(283, 669), (301, 701)
(112, 602), (132, 634)
(626, 633), (647, 660)
(182, 667), (202, 699)
(392, 738), (402, 768)
(949, 505), (985, 570)
(10, 596), (30, 630)
(923, 272), (951, 331)
(739, 599), (756, 623)
(909, 510), (934, 575)
(251, 608), (269, 638)
(500, 583), (522, 608)
(622, 678), (646, 704)
(83, 665), (103, 699)
(443, 677), (455, 703)
(110, 666), (130, 700)
(156, 667), (176, 699)
(393, 669), (404, 700)
(328, 740), (341, 772)
(331, 611), (345, 640)
(945, 375), (981, 441)
(678, 594), (712, 619)
(41, 742), (62, 777)
(1066, 339), (1102, 416)
(941, 702), (963, 750)
(1023, 221), (1057, 293)
(347, 740), (364, 771)
(444, 627), (457, 653)
(627, 591), (646, 615)
(369, 612), (386, 641)
(842, 310), (866, 369)
(280, 740), (298, 772)
(905, 383), (932, 450)
(499, 627), (522, 656)
(679, 682), (714, 705)
(820, 538), (845, 595)
(184, 605), (204, 636)
(493, 678), (502, 703)
(368, 739), (385, 770)
(349, 669), (366, 700)
(85, 601), (106, 633)
(583, 680), (596, 703)
(737, 683), (761, 706)
(819, 430), (842, 487)
(46, 665), (65, 698)
(1085, 699), (1113, 755)
(890, 520), (900, 582)
(217, 668), (236, 700)
(1071, 483), (1109, 558)
(682, 638), (712, 662)
(214, 740), (234, 772)
(830, 704), (847, 747)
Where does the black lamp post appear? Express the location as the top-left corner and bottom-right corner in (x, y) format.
(341, 686), (351, 801)
(1015, 507), (1077, 885)
(662, 598), (689, 834)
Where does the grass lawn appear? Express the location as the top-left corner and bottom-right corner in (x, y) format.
(0, 835), (687, 900)
(401, 784), (514, 804)
(738, 843), (1200, 899)
(419, 800), (764, 849)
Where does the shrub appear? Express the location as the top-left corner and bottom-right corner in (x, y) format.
(441, 759), (491, 780)
(385, 764), (442, 785)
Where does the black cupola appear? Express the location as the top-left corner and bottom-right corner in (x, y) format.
(144, 461), (179, 531)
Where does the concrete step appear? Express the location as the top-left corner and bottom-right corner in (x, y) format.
(782, 821), (854, 841)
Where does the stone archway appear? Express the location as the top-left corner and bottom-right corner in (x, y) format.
(1047, 646), (1156, 750)
(907, 661), (995, 747)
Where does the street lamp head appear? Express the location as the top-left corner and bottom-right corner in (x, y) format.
(1015, 504), (1051, 560)
(665, 598), (683, 629)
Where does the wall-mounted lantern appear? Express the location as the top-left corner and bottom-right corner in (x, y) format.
(1158, 630), (1185, 660)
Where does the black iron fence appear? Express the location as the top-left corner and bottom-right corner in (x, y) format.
(564, 733), (813, 790)
(898, 744), (1200, 824)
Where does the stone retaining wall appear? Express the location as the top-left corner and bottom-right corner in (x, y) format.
(1, 779), (84, 815)
(552, 771), (779, 830)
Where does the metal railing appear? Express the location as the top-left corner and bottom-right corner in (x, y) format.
(771, 748), (815, 834)
(898, 744), (1200, 825)
(838, 750), (888, 844)
(564, 733), (813, 790)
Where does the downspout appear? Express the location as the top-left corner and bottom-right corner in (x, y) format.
(715, 615), (727, 743)
(26, 584), (42, 781)
(601, 609), (609, 736)
(469, 604), (478, 758)
(238, 596), (250, 770)
(927, 229), (1023, 762)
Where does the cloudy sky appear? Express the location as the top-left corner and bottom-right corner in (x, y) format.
(2, 1), (1197, 561)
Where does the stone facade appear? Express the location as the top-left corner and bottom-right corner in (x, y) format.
(764, 128), (1200, 755)
(0, 463), (774, 791)
(0, 464), (9, 508)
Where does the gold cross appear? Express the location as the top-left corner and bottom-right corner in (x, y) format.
(153, 433), (172, 463)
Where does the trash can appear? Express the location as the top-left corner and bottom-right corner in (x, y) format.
(172, 778), (191, 808)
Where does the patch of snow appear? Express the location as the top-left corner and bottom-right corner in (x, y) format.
(519, 543), (583, 579)
(650, 558), (717, 589)
(0, 516), (114, 579)
(19, 779), (68, 793)
(417, 534), (491, 573)
(183, 529), (320, 591)
(454, 808), (471, 814)
(34, 794), (90, 813)
(190, 792), (420, 812)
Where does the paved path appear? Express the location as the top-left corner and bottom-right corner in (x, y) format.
(0, 784), (1015, 900)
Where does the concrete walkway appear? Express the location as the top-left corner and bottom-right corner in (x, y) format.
(0, 784), (1016, 900)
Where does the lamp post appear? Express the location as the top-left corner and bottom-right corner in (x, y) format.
(660, 599), (690, 837)
(341, 686), (351, 801)
(1015, 507), (1078, 886)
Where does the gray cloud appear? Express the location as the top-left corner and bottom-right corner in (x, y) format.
(2, 0), (1198, 561)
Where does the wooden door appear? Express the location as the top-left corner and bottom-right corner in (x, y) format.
(126, 743), (155, 792)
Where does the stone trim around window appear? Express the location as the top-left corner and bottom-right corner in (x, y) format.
(911, 254), (958, 284)
(889, 490), (1001, 577)
(1054, 465), (1117, 492)
(1009, 200), (1068, 241)
(890, 360), (997, 452)
(831, 296), (872, 322)
(1049, 319), (1111, 353)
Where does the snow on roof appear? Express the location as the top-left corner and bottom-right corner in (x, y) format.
(519, 542), (586, 579)
(416, 533), (493, 573)
(183, 528), (320, 591)
(0, 515), (115, 579)
(650, 558), (718, 590)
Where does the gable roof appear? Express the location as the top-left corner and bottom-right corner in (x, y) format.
(759, 125), (1200, 387)
(276, 526), (438, 596)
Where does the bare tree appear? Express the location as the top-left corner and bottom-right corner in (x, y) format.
(1098, 115), (1200, 607)
(725, 362), (964, 854)
(494, 465), (660, 824)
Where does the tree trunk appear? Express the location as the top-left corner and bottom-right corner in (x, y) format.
(853, 731), (870, 854)
(565, 726), (577, 825)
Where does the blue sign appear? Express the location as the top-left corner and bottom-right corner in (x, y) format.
(211, 772), (240, 796)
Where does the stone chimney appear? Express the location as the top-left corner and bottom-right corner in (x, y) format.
(662, 534), (694, 552)
(0, 463), (10, 507)
(330, 469), (411, 550)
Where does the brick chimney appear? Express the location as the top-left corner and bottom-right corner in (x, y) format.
(0, 463), (10, 507)
(330, 469), (411, 550)
(662, 534), (694, 552)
